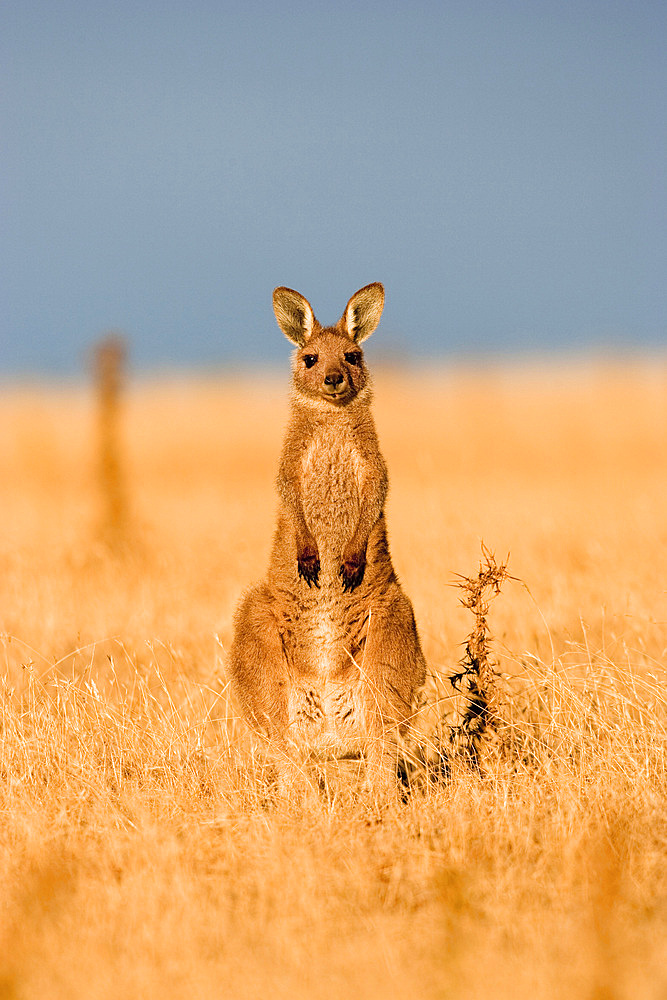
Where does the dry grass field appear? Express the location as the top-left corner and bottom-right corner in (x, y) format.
(1, 358), (666, 999)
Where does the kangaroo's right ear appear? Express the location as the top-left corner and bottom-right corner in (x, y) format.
(272, 287), (317, 346)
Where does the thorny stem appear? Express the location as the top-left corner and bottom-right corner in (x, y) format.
(449, 545), (511, 770)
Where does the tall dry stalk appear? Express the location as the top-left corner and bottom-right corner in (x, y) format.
(93, 333), (127, 549)
(449, 546), (511, 770)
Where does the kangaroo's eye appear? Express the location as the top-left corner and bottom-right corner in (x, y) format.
(303, 354), (318, 369)
(344, 352), (361, 366)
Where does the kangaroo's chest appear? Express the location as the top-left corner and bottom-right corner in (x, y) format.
(301, 430), (364, 545)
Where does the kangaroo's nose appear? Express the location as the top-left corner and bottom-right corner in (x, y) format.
(324, 372), (344, 387)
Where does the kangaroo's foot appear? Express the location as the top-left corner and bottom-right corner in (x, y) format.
(362, 736), (402, 807)
(271, 752), (324, 812)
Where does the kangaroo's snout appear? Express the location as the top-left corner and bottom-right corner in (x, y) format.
(324, 371), (344, 388)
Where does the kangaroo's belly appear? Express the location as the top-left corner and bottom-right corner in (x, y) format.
(287, 572), (370, 672)
(282, 593), (370, 752)
(268, 430), (386, 753)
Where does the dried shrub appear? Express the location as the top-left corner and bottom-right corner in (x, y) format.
(448, 545), (512, 771)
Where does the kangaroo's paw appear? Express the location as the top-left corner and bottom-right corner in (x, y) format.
(297, 539), (320, 587)
(339, 546), (366, 592)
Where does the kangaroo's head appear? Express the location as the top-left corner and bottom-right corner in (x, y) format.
(272, 283), (384, 407)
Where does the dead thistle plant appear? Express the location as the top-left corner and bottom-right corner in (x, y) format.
(448, 545), (512, 771)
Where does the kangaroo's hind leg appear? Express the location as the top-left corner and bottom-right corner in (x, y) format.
(229, 584), (311, 799)
(358, 590), (427, 795)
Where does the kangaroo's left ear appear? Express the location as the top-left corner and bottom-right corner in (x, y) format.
(341, 282), (385, 343)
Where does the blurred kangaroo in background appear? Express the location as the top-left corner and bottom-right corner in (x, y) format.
(229, 283), (426, 793)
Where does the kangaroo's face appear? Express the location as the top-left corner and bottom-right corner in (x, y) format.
(272, 283), (384, 408)
(293, 331), (367, 406)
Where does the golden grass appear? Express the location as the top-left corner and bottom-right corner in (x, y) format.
(1, 358), (666, 999)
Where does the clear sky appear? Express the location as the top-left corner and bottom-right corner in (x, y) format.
(2, 0), (666, 375)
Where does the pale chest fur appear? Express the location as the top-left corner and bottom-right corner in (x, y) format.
(300, 424), (365, 555)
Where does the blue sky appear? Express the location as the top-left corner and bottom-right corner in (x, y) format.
(2, 0), (666, 374)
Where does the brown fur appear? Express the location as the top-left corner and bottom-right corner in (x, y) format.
(229, 283), (426, 790)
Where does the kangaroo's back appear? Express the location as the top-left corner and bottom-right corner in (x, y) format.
(229, 283), (426, 793)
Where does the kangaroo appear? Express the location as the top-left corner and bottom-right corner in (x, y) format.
(229, 282), (426, 792)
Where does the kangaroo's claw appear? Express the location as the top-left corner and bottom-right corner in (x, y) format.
(339, 554), (365, 592)
(298, 548), (320, 587)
